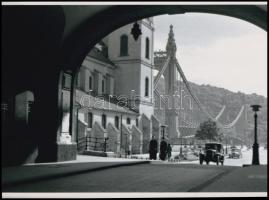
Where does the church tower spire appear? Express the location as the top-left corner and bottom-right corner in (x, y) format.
(166, 25), (177, 57)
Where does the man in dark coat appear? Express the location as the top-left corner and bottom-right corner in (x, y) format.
(167, 143), (172, 160)
(149, 136), (158, 160)
(159, 138), (168, 161)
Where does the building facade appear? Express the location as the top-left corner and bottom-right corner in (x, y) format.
(75, 18), (162, 155)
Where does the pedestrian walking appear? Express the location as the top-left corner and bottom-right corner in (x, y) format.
(159, 138), (168, 161)
(167, 143), (172, 161)
(149, 136), (158, 160)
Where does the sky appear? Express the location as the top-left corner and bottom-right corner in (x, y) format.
(153, 13), (267, 97)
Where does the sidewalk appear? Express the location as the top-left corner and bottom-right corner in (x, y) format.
(23, 154), (148, 165)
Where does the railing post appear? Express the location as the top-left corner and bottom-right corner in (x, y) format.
(94, 137), (97, 151)
(87, 137), (89, 150)
(85, 136), (88, 150)
(103, 138), (106, 152)
(103, 137), (109, 152)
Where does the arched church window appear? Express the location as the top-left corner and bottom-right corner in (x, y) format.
(115, 116), (119, 129)
(120, 35), (128, 56)
(145, 37), (150, 59)
(102, 114), (106, 129)
(89, 75), (93, 91)
(88, 112), (93, 128)
(145, 77), (149, 97)
(126, 117), (131, 125)
(102, 79), (105, 94)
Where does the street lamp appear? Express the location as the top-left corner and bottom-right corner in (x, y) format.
(161, 125), (166, 139)
(180, 136), (183, 156)
(125, 133), (128, 158)
(120, 114), (123, 157)
(76, 104), (83, 145)
(250, 104), (261, 165)
(225, 137), (228, 155)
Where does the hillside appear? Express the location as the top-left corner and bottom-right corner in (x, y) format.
(154, 78), (267, 145)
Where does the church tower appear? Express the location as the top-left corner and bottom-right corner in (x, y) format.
(107, 18), (155, 119)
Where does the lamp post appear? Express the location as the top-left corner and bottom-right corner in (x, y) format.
(125, 133), (128, 158)
(225, 137), (228, 155)
(180, 136), (183, 156)
(250, 104), (261, 165)
(161, 125), (166, 139)
(76, 104), (82, 145)
(161, 125), (166, 153)
(120, 114), (123, 156)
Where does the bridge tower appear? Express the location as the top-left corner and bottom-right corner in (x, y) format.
(163, 25), (180, 140)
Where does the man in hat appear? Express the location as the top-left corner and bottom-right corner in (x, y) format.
(149, 136), (158, 160)
(159, 137), (168, 161)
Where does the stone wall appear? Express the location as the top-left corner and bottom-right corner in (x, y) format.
(131, 125), (142, 154)
(107, 123), (120, 153)
(87, 122), (106, 151)
(122, 124), (131, 153)
(141, 114), (151, 154)
(77, 119), (87, 154)
(56, 143), (77, 162)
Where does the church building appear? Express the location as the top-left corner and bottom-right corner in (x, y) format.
(75, 18), (163, 156)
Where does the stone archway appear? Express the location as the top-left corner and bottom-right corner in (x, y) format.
(2, 4), (266, 165)
(64, 5), (266, 160)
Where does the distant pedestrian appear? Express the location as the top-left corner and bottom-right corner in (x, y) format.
(159, 138), (168, 161)
(167, 143), (172, 160)
(149, 136), (158, 160)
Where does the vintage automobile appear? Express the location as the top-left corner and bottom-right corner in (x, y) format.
(199, 143), (225, 165)
(228, 147), (242, 159)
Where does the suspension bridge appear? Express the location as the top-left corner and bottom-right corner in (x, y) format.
(153, 25), (248, 146)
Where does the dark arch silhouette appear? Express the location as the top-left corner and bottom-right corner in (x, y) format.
(2, 5), (266, 165)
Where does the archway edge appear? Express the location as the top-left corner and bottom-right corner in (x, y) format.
(60, 5), (267, 72)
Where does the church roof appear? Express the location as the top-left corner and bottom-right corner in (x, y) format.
(75, 89), (138, 116)
(88, 47), (115, 67)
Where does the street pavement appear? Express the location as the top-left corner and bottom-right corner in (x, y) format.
(2, 161), (267, 194)
(2, 148), (267, 197)
(2, 162), (233, 192)
(199, 165), (267, 192)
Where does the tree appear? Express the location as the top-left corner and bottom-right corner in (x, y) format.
(195, 119), (220, 141)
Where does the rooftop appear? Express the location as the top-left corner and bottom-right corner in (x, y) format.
(76, 89), (139, 116)
(87, 46), (115, 67)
